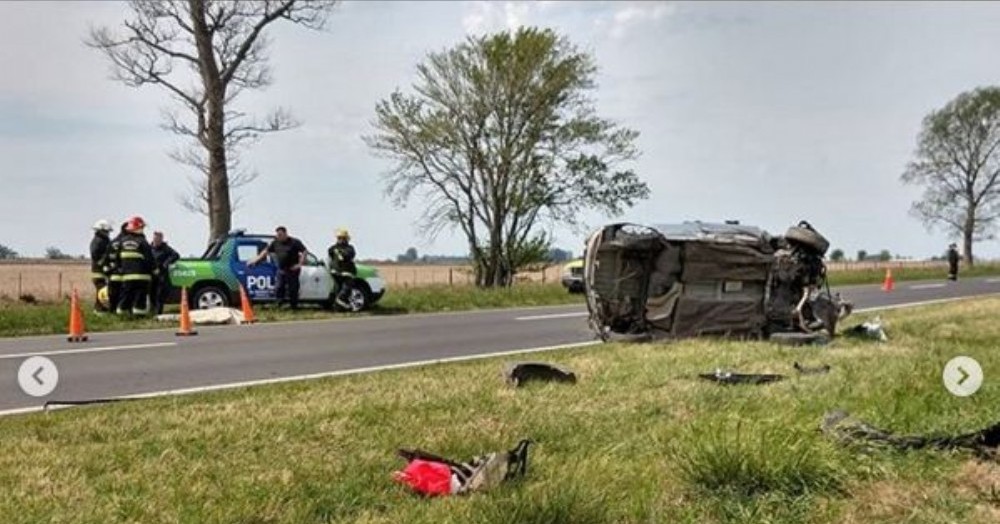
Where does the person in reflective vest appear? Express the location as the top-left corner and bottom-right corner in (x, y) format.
(89, 219), (114, 312)
(109, 216), (157, 316)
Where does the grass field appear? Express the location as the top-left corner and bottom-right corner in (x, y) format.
(2, 298), (999, 523)
(0, 283), (583, 338)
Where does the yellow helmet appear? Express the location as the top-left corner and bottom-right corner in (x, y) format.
(97, 286), (110, 308)
(335, 228), (350, 240)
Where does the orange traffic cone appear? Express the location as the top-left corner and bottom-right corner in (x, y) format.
(882, 268), (895, 292)
(67, 288), (88, 343)
(176, 287), (198, 336)
(239, 284), (257, 324)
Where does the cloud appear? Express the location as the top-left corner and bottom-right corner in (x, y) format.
(461, 0), (555, 35)
(594, 1), (677, 39)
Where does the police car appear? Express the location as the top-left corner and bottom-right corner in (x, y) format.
(168, 229), (386, 312)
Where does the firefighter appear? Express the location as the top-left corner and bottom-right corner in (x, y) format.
(327, 228), (357, 309)
(110, 216), (157, 316)
(150, 231), (180, 315)
(104, 221), (129, 312)
(89, 219), (114, 312)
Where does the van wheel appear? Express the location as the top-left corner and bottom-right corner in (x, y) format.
(192, 286), (229, 310)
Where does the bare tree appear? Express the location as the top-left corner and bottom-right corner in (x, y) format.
(367, 28), (649, 287)
(901, 86), (1000, 266)
(88, 0), (336, 240)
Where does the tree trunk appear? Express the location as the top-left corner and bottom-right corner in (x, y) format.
(961, 206), (975, 266)
(206, 102), (231, 240)
(190, 0), (231, 241)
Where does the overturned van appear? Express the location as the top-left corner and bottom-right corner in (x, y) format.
(583, 220), (851, 341)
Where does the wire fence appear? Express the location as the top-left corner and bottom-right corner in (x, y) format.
(0, 260), (567, 301)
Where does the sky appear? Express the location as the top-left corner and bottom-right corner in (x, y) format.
(2, 0), (1000, 261)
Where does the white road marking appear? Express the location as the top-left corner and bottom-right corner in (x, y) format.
(516, 312), (589, 321)
(853, 293), (1000, 314)
(0, 340), (601, 418)
(909, 283), (947, 290)
(986, 278), (1000, 283)
(0, 342), (177, 361)
(5, 293), (1000, 417)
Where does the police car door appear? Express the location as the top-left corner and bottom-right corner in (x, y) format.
(299, 252), (335, 300)
(235, 239), (277, 301)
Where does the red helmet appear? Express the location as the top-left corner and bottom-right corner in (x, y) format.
(126, 216), (146, 232)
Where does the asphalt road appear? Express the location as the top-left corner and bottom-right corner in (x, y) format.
(2, 276), (999, 414)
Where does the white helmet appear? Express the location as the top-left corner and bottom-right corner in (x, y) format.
(92, 219), (113, 232)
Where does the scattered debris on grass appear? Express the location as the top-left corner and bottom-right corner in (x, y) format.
(503, 362), (577, 387)
(698, 369), (785, 385)
(393, 439), (533, 496)
(843, 317), (889, 342)
(794, 362), (831, 375)
(821, 410), (1000, 458)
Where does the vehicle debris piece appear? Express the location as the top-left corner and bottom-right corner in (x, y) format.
(583, 220), (852, 342)
(769, 332), (830, 347)
(843, 318), (889, 342)
(503, 362), (577, 387)
(393, 439), (533, 496)
(698, 369), (785, 385)
(793, 362), (831, 375)
(821, 410), (1000, 457)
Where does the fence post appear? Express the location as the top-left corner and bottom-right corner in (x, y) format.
(449, 267), (453, 286)
(58, 272), (63, 299)
(17, 272), (22, 297)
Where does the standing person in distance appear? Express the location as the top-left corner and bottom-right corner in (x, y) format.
(248, 226), (307, 310)
(947, 243), (960, 281)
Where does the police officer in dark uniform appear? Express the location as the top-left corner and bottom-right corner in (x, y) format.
(947, 243), (960, 281)
(327, 228), (357, 308)
(248, 226), (307, 310)
(109, 216), (157, 316)
(150, 231), (180, 315)
(89, 219), (114, 312)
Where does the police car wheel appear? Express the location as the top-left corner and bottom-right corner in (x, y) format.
(193, 286), (229, 310)
(346, 286), (368, 312)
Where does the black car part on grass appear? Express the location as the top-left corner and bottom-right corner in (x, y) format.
(503, 362), (577, 387)
(698, 370), (786, 385)
(583, 220), (853, 342)
(821, 410), (1000, 457)
(843, 318), (889, 342)
(794, 362), (831, 375)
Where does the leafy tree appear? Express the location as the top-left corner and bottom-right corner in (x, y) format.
(856, 249), (868, 262)
(367, 27), (649, 287)
(45, 247), (73, 260)
(901, 86), (1000, 266)
(88, 0), (336, 241)
(829, 248), (845, 262)
(397, 247), (419, 263)
(877, 249), (892, 262)
(0, 243), (17, 260)
(548, 248), (573, 263)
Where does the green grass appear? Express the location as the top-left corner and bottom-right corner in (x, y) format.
(0, 283), (582, 338)
(4, 298), (1000, 522)
(827, 262), (1000, 286)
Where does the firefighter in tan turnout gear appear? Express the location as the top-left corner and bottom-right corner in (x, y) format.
(89, 219), (114, 312)
(107, 216), (157, 316)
